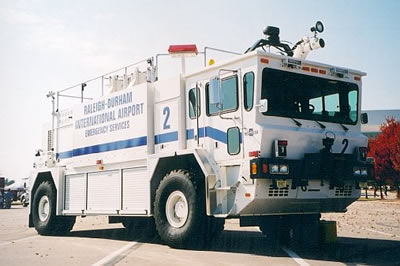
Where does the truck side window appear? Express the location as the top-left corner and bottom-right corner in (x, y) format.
(227, 127), (240, 155)
(243, 72), (254, 111)
(348, 90), (357, 123)
(206, 75), (238, 116)
(188, 87), (200, 119)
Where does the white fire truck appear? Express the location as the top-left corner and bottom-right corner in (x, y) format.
(29, 22), (374, 247)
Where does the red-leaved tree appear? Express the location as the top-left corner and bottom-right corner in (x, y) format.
(368, 118), (400, 198)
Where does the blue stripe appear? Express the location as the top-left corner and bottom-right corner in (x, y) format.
(205, 126), (227, 144)
(57, 126), (237, 160)
(186, 127), (228, 144)
(186, 129), (194, 140)
(57, 150), (73, 160)
(155, 131), (178, 144)
(56, 136), (147, 159)
(187, 126), (244, 145)
(73, 136), (147, 156)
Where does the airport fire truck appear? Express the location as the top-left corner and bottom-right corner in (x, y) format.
(29, 22), (374, 247)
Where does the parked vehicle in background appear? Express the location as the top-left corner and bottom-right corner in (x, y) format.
(20, 191), (29, 207)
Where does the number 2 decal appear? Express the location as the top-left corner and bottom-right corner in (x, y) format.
(341, 138), (349, 154)
(163, 106), (171, 129)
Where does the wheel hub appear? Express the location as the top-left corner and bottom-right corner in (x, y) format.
(38, 195), (50, 222)
(165, 191), (189, 228)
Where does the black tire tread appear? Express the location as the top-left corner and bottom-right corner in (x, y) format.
(154, 170), (206, 248)
(32, 181), (75, 236)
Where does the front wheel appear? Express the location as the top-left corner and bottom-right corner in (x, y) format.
(32, 181), (75, 235)
(154, 170), (206, 248)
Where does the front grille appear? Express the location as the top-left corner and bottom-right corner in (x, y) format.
(335, 185), (352, 197)
(268, 185), (289, 197)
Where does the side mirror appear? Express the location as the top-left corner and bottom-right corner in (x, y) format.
(361, 113), (368, 124)
(209, 77), (222, 109)
(257, 99), (268, 113)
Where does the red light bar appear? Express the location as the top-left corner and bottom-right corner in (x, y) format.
(168, 44), (198, 55)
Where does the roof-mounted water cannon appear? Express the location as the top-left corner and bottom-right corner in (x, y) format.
(292, 21), (325, 60)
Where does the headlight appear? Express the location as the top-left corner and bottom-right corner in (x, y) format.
(270, 164), (279, 173)
(354, 167), (368, 176)
(361, 169), (368, 176)
(353, 168), (361, 175)
(279, 165), (289, 174)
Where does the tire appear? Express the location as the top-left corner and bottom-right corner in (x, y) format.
(21, 196), (28, 207)
(208, 217), (225, 237)
(154, 170), (206, 248)
(32, 181), (75, 235)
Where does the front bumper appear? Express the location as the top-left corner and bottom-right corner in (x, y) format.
(250, 153), (375, 189)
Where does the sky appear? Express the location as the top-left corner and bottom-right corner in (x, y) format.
(0, 0), (399, 181)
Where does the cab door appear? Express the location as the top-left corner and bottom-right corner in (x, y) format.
(186, 82), (205, 150)
(203, 70), (244, 162)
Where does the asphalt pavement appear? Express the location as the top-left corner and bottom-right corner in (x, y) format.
(0, 200), (399, 266)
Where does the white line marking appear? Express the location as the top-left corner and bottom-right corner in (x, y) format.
(92, 241), (138, 266)
(0, 235), (40, 247)
(282, 247), (310, 266)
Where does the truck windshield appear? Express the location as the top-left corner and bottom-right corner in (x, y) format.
(261, 68), (358, 125)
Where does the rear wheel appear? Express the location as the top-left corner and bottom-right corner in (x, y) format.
(32, 181), (75, 235)
(154, 170), (206, 248)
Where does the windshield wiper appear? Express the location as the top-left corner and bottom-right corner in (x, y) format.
(290, 117), (302, 127)
(314, 120), (326, 129)
(339, 123), (349, 131)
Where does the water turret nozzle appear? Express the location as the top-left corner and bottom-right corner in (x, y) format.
(292, 21), (326, 59)
(311, 21), (324, 34)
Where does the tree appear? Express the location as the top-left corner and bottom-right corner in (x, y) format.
(368, 118), (400, 198)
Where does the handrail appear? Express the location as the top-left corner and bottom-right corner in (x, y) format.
(57, 58), (150, 93)
(203, 46), (242, 66)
